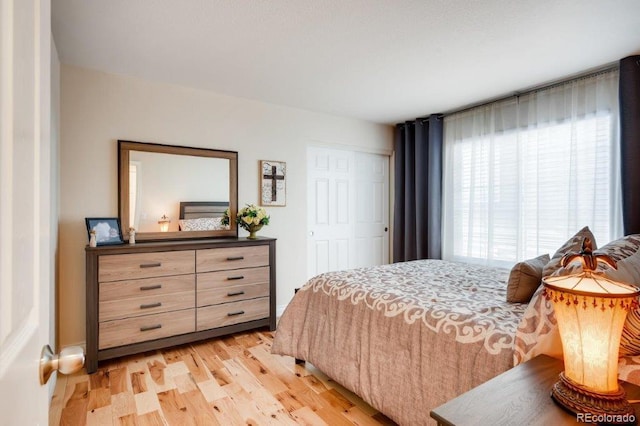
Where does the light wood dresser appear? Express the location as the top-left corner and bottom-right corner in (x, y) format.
(85, 237), (276, 373)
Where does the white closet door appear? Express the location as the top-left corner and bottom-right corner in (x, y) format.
(307, 147), (355, 278)
(354, 152), (389, 268)
(307, 147), (389, 279)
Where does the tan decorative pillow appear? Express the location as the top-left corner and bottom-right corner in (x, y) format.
(507, 254), (550, 303)
(541, 226), (597, 277)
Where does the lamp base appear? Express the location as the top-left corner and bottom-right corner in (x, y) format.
(551, 372), (636, 423)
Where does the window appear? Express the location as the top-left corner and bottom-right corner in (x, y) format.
(442, 70), (622, 267)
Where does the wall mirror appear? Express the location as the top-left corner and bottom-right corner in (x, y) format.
(118, 140), (238, 242)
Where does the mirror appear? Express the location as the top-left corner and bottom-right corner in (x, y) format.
(118, 140), (238, 241)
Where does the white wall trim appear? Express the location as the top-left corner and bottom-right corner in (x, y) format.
(276, 304), (288, 318)
(306, 138), (393, 157)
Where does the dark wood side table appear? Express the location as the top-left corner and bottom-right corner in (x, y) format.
(430, 355), (640, 425)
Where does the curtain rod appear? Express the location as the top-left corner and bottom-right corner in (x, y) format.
(435, 60), (619, 118)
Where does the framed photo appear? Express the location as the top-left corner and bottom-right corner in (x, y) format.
(85, 217), (124, 246)
(260, 160), (286, 206)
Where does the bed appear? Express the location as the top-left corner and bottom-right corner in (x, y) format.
(272, 259), (528, 425)
(178, 201), (229, 231)
(272, 232), (640, 426)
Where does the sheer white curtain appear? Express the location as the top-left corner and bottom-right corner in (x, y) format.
(442, 70), (622, 267)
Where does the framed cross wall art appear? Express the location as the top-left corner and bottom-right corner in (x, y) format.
(260, 160), (286, 206)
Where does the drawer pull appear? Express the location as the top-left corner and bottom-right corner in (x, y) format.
(140, 324), (162, 332)
(140, 284), (162, 291)
(227, 310), (245, 317)
(140, 262), (162, 268)
(227, 275), (244, 281)
(227, 291), (245, 297)
(227, 256), (244, 261)
(140, 302), (162, 309)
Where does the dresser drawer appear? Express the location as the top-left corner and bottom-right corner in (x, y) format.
(196, 246), (269, 273)
(99, 251), (195, 282)
(198, 282), (269, 307)
(99, 309), (195, 349)
(197, 266), (269, 290)
(99, 289), (195, 322)
(99, 274), (195, 302)
(197, 297), (269, 331)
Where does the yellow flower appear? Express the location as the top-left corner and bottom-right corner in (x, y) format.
(242, 216), (253, 224)
(253, 217), (260, 225)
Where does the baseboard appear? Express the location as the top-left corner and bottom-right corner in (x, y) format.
(276, 304), (288, 318)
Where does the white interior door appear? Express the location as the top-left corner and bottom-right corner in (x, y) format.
(307, 147), (389, 279)
(0, 0), (52, 424)
(354, 152), (389, 268)
(307, 147), (355, 277)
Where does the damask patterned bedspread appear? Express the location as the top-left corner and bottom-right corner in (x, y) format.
(271, 259), (528, 426)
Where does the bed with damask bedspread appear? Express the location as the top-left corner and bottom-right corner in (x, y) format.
(271, 259), (527, 425)
(272, 245), (640, 426)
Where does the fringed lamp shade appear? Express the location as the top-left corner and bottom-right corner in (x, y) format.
(542, 238), (639, 417)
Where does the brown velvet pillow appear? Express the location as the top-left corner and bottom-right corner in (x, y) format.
(541, 226), (597, 277)
(507, 254), (550, 303)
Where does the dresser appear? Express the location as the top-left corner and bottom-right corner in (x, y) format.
(85, 237), (276, 373)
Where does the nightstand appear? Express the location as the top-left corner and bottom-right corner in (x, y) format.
(430, 355), (640, 425)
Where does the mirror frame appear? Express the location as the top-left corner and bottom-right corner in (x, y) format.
(118, 140), (238, 242)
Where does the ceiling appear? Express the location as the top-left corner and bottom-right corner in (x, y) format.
(52, 0), (640, 125)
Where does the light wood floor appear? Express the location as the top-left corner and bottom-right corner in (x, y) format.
(50, 329), (396, 425)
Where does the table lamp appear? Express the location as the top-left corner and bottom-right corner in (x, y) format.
(158, 214), (171, 232)
(542, 238), (639, 418)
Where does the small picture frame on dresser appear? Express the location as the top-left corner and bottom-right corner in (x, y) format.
(85, 217), (124, 246)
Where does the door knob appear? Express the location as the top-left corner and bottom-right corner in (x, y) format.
(40, 344), (85, 385)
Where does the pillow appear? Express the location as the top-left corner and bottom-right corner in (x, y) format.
(515, 239), (640, 364)
(620, 309), (640, 357)
(506, 254), (550, 303)
(541, 226), (597, 277)
(513, 285), (563, 366)
(603, 247), (640, 285)
(597, 234), (640, 262)
(602, 249), (640, 356)
(515, 262), (603, 366)
(178, 217), (229, 231)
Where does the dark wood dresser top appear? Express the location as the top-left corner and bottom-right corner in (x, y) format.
(431, 355), (640, 426)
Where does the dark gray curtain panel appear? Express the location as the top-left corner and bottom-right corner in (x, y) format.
(620, 55), (640, 235)
(393, 115), (443, 262)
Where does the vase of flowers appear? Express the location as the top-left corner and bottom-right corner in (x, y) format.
(222, 204), (269, 239)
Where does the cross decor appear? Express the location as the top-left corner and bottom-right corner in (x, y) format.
(260, 160), (286, 206)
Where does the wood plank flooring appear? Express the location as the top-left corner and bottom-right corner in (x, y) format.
(50, 329), (397, 425)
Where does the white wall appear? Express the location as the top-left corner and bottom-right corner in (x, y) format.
(59, 65), (392, 347)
